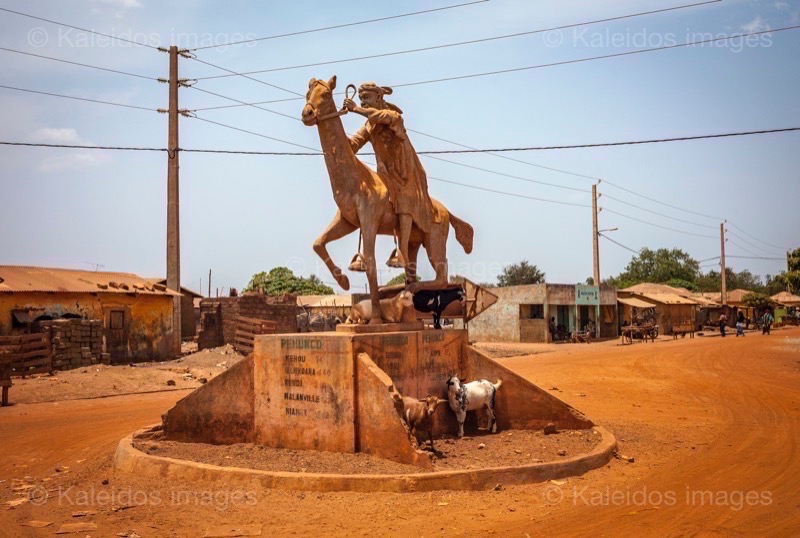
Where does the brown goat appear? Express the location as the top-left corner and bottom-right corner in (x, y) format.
(401, 395), (446, 450)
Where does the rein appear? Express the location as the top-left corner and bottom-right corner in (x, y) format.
(314, 83), (357, 122)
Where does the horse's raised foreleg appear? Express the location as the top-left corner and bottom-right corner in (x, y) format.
(313, 211), (357, 291)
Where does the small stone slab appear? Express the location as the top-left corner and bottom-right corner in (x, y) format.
(203, 524), (262, 537)
(55, 522), (98, 534)
(336, 321), (423, 334)
(21, 520), (52, 528)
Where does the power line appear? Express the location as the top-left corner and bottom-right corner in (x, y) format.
(726, 255), (786, 261)
(192, 0), (720, 80)
(166, 126), (800, 154)
(599, 233), (640, 255)
(726, 229), (784, 256)
(0, 46), (156, 80)
(412, 127), (726, 225)
(189, 86), (299, 121)
(190, 1), (489, 51)
(0, 141), (165, 151)
(190, 116), (319, 151)
(0, 6), (160, 49)
(189, 56), (302, 96)
(603, 179), (722, 221)
(427, 176), (591, 208)
(697, 255), (721, 263)
(0, 83), (157, 111)
(599, 192), (717, 229)
(602, 208), (717, 238)
(391, 25), (800, 89)
(408, 127), (800, 153)
(193, 95), (301, 111)
(422, 155), (591, 193)
(181, 147), (321, 156)
(410, 129), (596, 181)
(727, 221), (790, 252)
(187, 25), (800, 109)
(726, 239), (762, 258)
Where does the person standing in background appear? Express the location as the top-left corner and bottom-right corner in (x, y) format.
(736, 310), (745, 337)
(719, 313), (727, 337)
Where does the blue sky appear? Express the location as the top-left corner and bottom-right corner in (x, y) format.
(1, 0), (798, 295)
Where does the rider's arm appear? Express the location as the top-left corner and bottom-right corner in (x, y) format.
(349, 126), (370, 153)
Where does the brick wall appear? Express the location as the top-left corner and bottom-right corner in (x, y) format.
(198, 293), (297, 350)
(39, 319), (109, 370)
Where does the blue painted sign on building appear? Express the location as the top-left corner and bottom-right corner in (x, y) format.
(575, 285), (600, 306)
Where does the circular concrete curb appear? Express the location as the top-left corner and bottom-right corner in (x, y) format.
(113, 426), (617, 493)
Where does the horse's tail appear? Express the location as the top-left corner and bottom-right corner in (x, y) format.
(449, 213), (474, 254)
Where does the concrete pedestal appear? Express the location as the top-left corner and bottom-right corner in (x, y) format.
(162, 328), (594, 468)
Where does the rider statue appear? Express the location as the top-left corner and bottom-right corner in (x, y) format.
(343, 83), (434, 283)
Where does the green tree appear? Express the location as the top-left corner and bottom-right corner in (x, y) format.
(497, 260), (545, 287)
(780, 247), (800, 293)
(665, 278), (698, 292)
(244, 267), (333, 296)
(764, 274), (787, 296)
(606, 248), (700, 289)
(742, 292), (774, 310)
(386, 272), (420, 286)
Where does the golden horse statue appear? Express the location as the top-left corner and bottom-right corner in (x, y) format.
(301, 76), (473, 324)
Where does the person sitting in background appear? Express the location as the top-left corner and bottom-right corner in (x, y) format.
(736, 310), (745, 337)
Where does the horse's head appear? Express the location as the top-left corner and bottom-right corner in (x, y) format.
(301, 76), (337, 126)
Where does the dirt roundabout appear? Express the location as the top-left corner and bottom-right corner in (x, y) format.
(1, 329), (798, 536)
(133, 428), (602, 475)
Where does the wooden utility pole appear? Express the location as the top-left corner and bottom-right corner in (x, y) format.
(208, 269), (211, 298)
(720, 223), (727, 305)
(592, 183), (600, 286)
(166, 45), (181, 355)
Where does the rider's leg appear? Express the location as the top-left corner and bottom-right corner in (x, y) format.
(398, 213), (412, 272)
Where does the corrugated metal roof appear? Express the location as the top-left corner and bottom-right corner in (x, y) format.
(0, 266), (180, 296)
(640, 293), (699, 305)
(618, 296), (656, 308)
(772, 291), (800, 305)
(148, 278), (203, 298)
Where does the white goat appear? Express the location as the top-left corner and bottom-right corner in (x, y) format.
(445, 376), (502, 438)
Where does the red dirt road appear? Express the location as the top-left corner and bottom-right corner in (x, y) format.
(1, 329), (799, 536)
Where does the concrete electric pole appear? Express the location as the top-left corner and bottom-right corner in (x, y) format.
(592, 183), (600, 286)
(720, 222), (727, 305)
(166, 45), (182, 356)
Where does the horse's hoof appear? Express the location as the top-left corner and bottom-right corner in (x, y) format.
(336, 274), (350, 290)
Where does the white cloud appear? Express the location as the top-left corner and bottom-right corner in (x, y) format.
(741, 15), (772, 33)
(36, 152), (110, 173)
(774, 2), (790, 11)
(95, 0), (142, 8)
(30, 127), (111, 172)
(32, 127), (83, 144)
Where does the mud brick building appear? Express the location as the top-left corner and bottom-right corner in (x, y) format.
(198, 293), (297, 350)
(0, 266), (179, 364)
(467, 283), (618, 343)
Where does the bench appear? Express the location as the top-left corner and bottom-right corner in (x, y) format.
(672, 322), (696, 339)
(621, 325), (656, 345)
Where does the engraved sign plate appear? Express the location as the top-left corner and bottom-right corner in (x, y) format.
(254, 334), (355, 452)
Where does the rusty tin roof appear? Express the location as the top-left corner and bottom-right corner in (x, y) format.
(0, 266), (180, 296)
